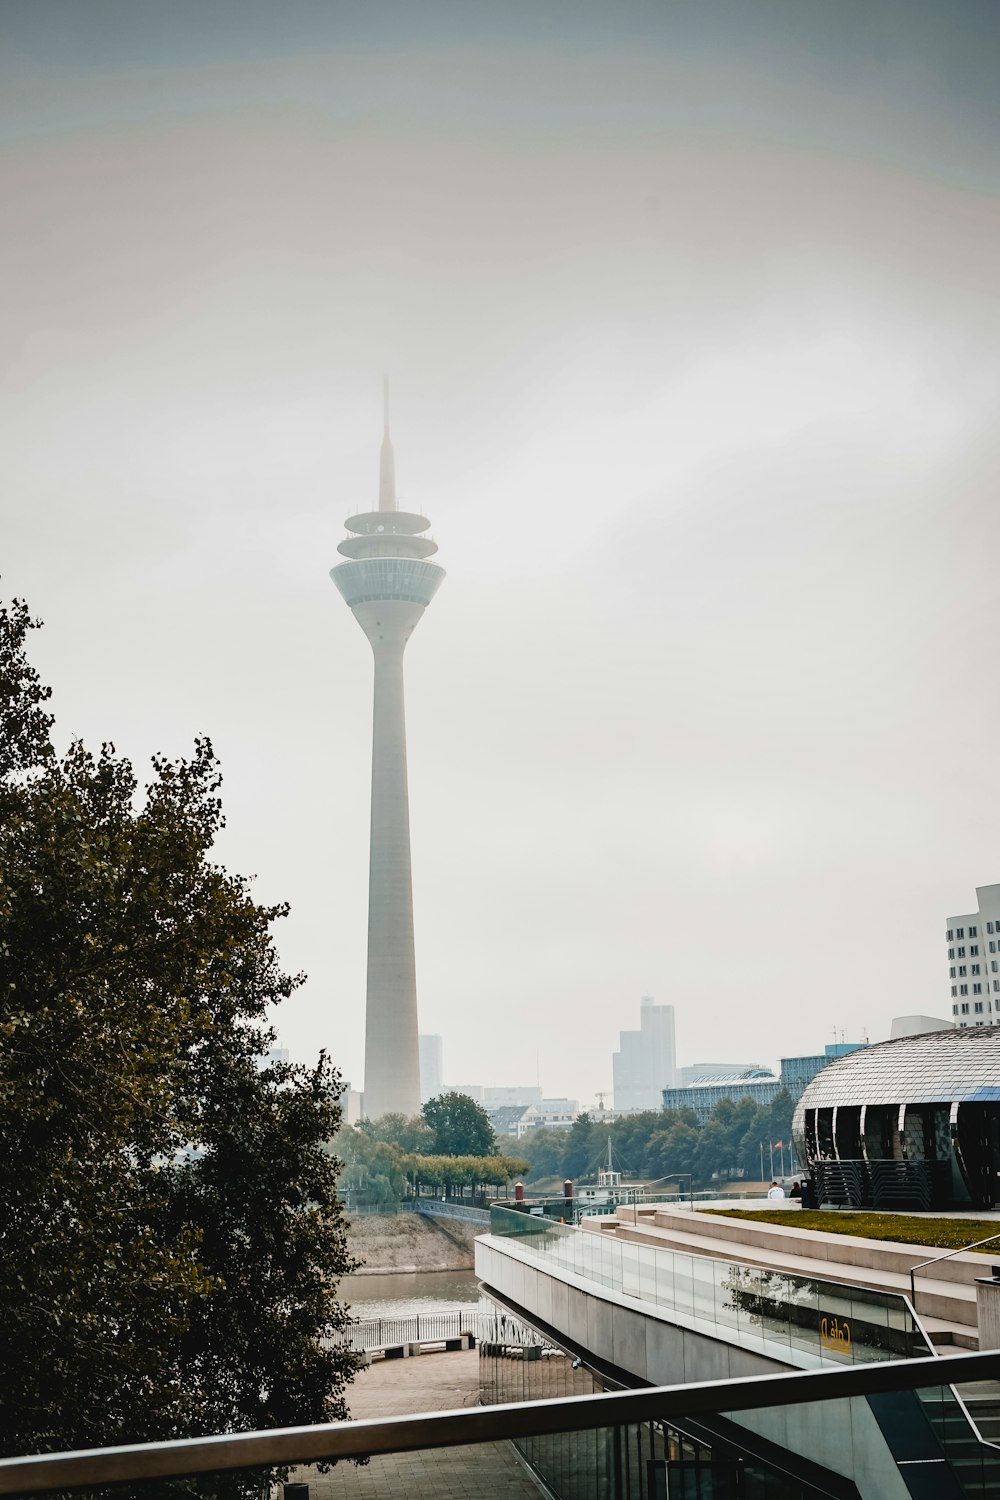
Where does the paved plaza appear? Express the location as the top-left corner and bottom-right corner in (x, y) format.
(289, 1349), (541, 1498)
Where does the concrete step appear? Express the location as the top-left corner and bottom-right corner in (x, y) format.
(624, 1205), (996, 1289)
(592, 1214), (977, 1332)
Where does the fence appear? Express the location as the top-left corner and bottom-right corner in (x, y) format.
(407, 1198), (491, 1225)
(338, 1310), (488, 1352)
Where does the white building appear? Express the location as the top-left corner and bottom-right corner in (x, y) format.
(947, 884), (1000, 1028)
(889, 1014), (953, 1039)
(419, 1034), (444, 1104)
(679, 1061), (763, 1086)
(613, 996), (677, 1112)
(484, 1085), (543, 1108)
(445, 1083), (484, 1104)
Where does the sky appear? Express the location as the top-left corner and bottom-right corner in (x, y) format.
(3, 0), (1000, 1109)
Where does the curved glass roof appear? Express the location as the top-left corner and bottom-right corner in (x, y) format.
(797, 1026), (1000, 1109)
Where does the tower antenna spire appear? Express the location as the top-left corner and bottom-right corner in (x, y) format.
(379, 374), (397, 512)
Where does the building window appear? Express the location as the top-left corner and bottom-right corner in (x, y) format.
(950, 967), (957, 978)
(953, 1003), (960, 1014)
(976, 1002), (984, 1012)
(952, 985), (958, 996)
(974, 985), (983, 996)
(948, 929), (955, 940)
(993, 960), (999, 972)
(959, 966), (967, 976)
(995, 981), (1000, 992)
(989, 922), (995, 934)
(962, 1002), (970, 1012)
(972, 964), (981, 975)
(949, 948), (955, 959)
(958, 928), (965, 938)
(991, 941), (997, 953)
(972, 945), (980, 956)
(971, 926), (978, 937)
(961, 985), (969, 996)
(958, 947), (966, 958)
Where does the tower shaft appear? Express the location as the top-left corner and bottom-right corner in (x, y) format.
(357, 601), (422, 1119)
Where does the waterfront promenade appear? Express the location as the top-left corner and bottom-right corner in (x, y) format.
(290, 1349), (540, 1498)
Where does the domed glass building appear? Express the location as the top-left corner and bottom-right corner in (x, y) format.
(792, 1027), (1000, 1210)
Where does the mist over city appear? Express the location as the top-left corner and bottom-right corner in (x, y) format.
(4, 0), (999, 1110)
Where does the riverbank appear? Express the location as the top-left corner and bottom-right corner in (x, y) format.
(346, 1210), (477, 1273)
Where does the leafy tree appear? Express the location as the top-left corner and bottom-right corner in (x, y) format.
(0, 599), (360, 1460)
(422, 1092), (496, 1156)
(518, 1126), (569, 1183)
(564, 1112), (597, 1177)
(365, 1110), (435, 1155)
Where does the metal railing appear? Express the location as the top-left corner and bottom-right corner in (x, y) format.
(407, 1198), (492, 1224)
(2, 1350), (1000, 1494)
(909, 1232), (1000, 1312)
(339, 1311), (487, 1352)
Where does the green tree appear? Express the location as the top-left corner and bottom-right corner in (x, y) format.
(422, 1092), (496, 1156)
(564, 1112), (596, 1177)
(0, 600), (360, 1459)
(519, 1127), (569, 1184)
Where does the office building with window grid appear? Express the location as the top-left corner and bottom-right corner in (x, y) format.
(947, 883), (1000, 1030)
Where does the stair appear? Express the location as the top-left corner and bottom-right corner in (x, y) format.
(588, 1206), (982, 1347)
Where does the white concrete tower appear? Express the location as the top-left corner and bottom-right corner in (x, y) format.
(331, 384), (444, 1118)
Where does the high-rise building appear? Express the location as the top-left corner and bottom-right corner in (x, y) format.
(419, 1033), (444, 1104)
(946, 883), (1000, 1029)
(612, 996), (677, 1111)
(331, 385), (445, 1118)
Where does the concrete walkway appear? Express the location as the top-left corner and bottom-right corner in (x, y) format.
(289, 1350), (541, 1498)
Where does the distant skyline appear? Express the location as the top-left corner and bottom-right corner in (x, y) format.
(2, 1), (999, 1109)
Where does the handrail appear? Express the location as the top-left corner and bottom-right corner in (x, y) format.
(908, 1232), (1000, 1311)
(1, 1350), (999, 1495)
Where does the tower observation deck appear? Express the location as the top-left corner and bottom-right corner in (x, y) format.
(330, 385), (444, 1120)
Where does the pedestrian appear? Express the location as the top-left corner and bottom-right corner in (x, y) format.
(767, 1180), (785, 1201)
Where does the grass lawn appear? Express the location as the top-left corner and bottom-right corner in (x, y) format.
(698, 1208), (1000, 1254)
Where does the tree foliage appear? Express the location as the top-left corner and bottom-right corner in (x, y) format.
(516, 1092), (797, 1191)
(0, 599), (360, 1459)
(422, 1091), (496, 1157)
(335, 1111), (527, 1210)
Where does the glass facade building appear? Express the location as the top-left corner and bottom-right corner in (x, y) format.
(793, 1027), (1000, 1209)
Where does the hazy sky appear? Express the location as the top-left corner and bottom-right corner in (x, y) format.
(3, 1), (999, 1108)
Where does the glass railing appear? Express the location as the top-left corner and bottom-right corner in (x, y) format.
(489, 1202), (929, 1368)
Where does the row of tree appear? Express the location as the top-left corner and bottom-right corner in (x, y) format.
(334, 1092), (529, 1206)
(517, 1092), (798, 1189)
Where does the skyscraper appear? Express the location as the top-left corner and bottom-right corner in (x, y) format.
(331, 385), (445, 1118)
(612, 996), (677, 1111)
(419, 1033), (444, 1104)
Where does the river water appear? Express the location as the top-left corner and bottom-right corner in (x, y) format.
(340, 1268), (480, 1320)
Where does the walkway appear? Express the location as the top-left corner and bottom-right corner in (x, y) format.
(289, 1349), (541, 1498)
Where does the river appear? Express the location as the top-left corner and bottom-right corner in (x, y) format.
(340, 1268), (480, 1320)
